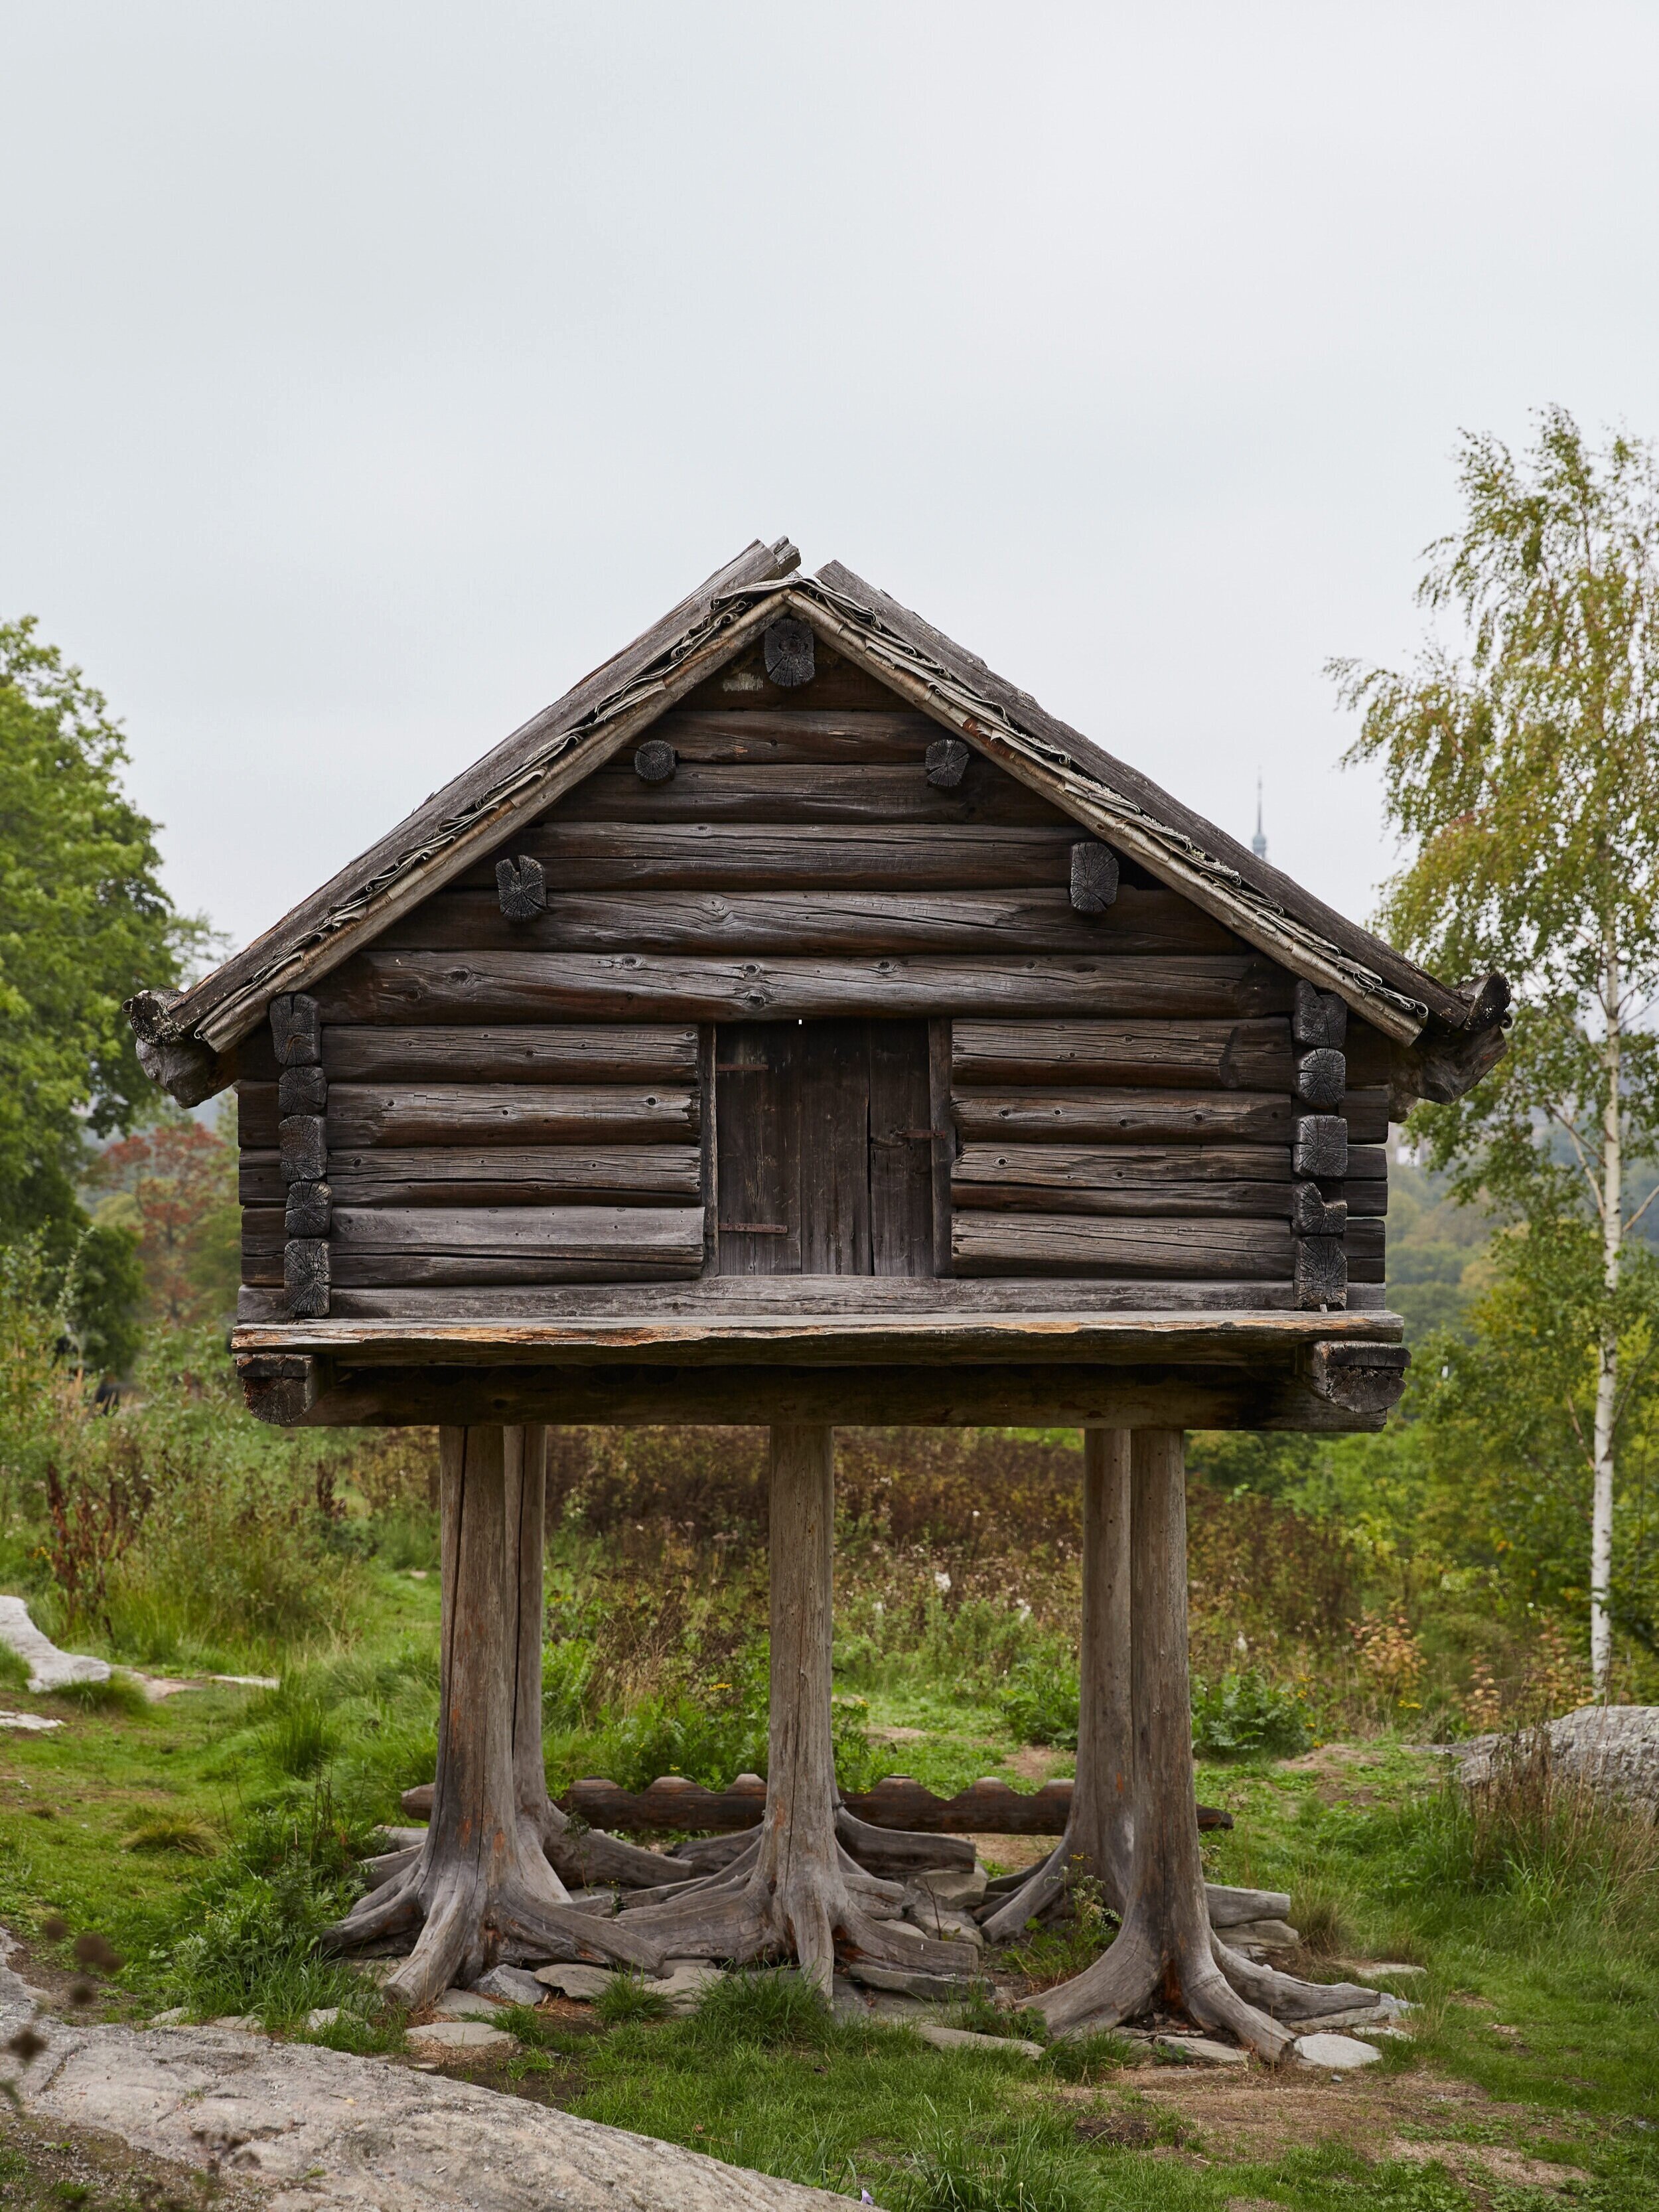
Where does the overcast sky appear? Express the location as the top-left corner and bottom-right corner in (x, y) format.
(5, 2), (1658, 964)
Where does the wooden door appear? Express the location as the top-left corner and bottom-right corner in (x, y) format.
(714, 1020), (933, 1277)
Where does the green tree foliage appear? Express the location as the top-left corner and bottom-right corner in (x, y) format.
(1334, 408), (1659, 1686)
(0, 616), (194, 1363)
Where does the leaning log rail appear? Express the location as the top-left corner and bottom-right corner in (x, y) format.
(399, 1771), (1234, 1836)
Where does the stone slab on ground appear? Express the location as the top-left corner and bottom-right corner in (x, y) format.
(1453, 1705), (1659, 1816)
(0, 1712), (64, 1732)
(659, 1960), (725, 2015)
(472, 1966), (546, 2008)
(1154, 2034), (1248, 2067)
(535, 1962), (613, 2001)
(1222, 1919), (1299, 1950)
(912, 2023), (1043, 2059)
(429, 1988), (505, 2019)
(305, 2010), (340, 2032)
(845, 1961), (983, 2002)
(1291, 2031), (1385, 2071)
(408, 2020), (516, 2055)
(0, 1595), (110, 1691)
(908, 1865), (988, 1907)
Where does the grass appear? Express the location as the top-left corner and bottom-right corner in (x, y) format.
(0, 1549), (1656, 2202)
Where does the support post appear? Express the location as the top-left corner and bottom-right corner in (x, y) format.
(325, 1424), (663, 2007)
(981, 1428), (1133, 1940)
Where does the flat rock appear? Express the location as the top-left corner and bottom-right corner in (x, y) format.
(209, 2016), (263, 2033)
(903, 1898), (984, 1949)
(1455, 1705), (1659, 1816)
(0, 1712), (63, 1733)
(1222, 1919), (1299, 1950)
(472, 1966), (546, 2008)
(0, 1595), (109, 1691)
(912, 2023), (1043, 2059)
(907, 1865), (989, 1907)
(305, 2008), (341, 2031)
(845, 1962), (983, 2002)
(1348, 1960), (1427, 1980)
(535, 1962), (614, 2001)
(408, 2020), (516, 2053)
(1292, 2031), (1385, 2071)
(1155, 2033), (1248, 2067)
(659, 1960), (725, 2014)
(429, 1988), (504, 2019)
(148, 2008), (188, 2026)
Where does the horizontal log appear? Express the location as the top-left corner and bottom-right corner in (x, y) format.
(1344, 1088), (1390, 1144)
(396, 1775), (1228, 1837)
(283, 1356), (1392, 1429)
(457, 822), (1082, 893)
(551, 759), (1074, 827)
(325, 1084), (699, 1148)
(316, 952), (1298, 1026)
(952, 1018), (1290, 1091)
(241, 1208), (286, 1285)
(380, 888), (1235, 959)
(326, 1205), (705, 1284)
(1342, 1176), (1388, 1217)
(1348, 1216), (1385, 1282)
(952, 1088), (1297, 1143)
(315, 1144), (701, 1206)
(952, 1213), (1291, 1279)
(322, 1024), (699, 1084)
(236, 1305), (1404, 1368)
(953, 1142), (1291, 1191)
(1309, 1339), (1409, 1415)
(632, 705), (948, 765)
(952, 1177), (1297, 1220)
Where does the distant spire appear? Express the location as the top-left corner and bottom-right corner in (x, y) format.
(1251, 774), (1267, 861)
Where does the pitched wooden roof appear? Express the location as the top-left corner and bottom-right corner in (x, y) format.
(128, 539), (1508, 1107)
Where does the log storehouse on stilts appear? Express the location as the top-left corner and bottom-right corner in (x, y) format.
(128, 540), (1510, 2052)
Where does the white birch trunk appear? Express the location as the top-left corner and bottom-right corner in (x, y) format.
(1591, 930), (1622, 1695)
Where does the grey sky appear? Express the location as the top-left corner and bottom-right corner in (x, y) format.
(5, 2), (1657, 962)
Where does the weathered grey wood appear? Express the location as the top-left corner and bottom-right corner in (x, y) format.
(714, 1022), (801, 1275)
(241, 1208), (285, 1285)
(1294, 1048), (1346, 1108)
(495, 855), (547, 920)
(238, 1351), (326, 1424)
(317, 950), (1297, 1025)
(1289, 1182), (1346, 1236)
(279, 1114), (328, 1183)
(553, 759), (1074, 827)
(326, 1084), (699, 1148)
(324, 1426), (664, 2005)
(799, 1021), (872, 1275)
(763, 616), (815, 687)
(953, 1088), (1299, 1143)
(279, 1277), (1354, 1320)
(928, 1018), (954, 1280)
(954, 1142), (1289, 1192)
(1293, 979), (1349, 1050)
(1342, 1090), (1390, 1143)
(650, 705), (941, 765)
(982, 1427), (1133, 1940)
(277, 1065), (328, 1116)
(1070, 842), (1119, 912)
(322, 1024), (699, 1084)
(952, 1212), (1291, 1278)
(285, 1238), (330, 1319)
(952, 1017), (1292, 1091)
(1347, 1217), (1385, 1282)
(1293, 1114), (1348, 1177)
(633, 737), (677, 783)
(464, 822), (1080, 892)
(320, 1144), (701, 1205)
(329, 1205), (706, 1273)
(1309, 1339), (1409, 1414)
(955, 1177), (1300, 1220)
(925, 737), (970, 788)
(381, 887), (1235, 959)
(238, 1150), (283, 1205)
(1294, 1236), (1347, 1309)
(867, 1021), (933, 1279)
(1343, 1175), (1388, 1217)
(1037, 1432), (1295, 2056)
(270, 992), (321, 1067)
(285, 1180), (333, 1237)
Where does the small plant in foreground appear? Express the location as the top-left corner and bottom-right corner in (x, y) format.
(948, 1988), (1048, 2043)
(119, 1812), (218, 1856)
(1041, 2028), (1137, 2081)
(1190, 1666), (1313, 1758)
(685, 1966), (833, 2048)
(51, 1671), (151, 1720)
(595, 1972), (670, 2026)
(895, 2110), (1090, 2212)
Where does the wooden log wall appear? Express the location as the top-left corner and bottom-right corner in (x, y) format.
(236, 634), (1388, 1317)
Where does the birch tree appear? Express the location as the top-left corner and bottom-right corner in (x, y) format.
(1334, 408), (1659, 1692)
